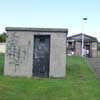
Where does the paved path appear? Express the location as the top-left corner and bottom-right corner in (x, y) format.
(87, 57), (100, 78)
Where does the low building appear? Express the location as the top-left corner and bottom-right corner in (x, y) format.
(67, 33), (98, 57)
(4, 27), (68, 77)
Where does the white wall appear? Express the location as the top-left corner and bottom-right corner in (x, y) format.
(0, 43), (6, 53)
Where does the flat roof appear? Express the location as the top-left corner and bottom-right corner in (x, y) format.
(6, 27), (68, 33)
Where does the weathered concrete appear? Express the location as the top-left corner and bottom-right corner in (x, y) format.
(4, 27), (68, 78)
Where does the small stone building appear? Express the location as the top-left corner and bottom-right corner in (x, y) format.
(67, 33), (98, 57)
(4, 27), (68, 77)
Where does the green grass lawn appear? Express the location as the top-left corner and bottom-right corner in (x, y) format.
(0, 55), (100, 100)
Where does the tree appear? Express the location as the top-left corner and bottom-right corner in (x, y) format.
(0, 32), (7, 43)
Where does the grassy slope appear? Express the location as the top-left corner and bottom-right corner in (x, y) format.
(0, 55), (100, 100)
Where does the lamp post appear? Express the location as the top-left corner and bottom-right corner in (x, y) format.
(82, 18), (88, 56)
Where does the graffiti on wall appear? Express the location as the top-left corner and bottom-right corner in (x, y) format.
(6, 33), (29, 71)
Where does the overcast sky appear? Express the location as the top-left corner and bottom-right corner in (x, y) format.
(0, 0), (100, 41)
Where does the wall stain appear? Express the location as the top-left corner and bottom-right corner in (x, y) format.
(6, 33), (28, 72)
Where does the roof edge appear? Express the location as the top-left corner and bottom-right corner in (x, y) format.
(6, 27), (68, 33)
(68, 33), (97, 40)
(67, 33), (98, 42)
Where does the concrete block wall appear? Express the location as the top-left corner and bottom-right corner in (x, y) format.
(4, 31), (33, 77)
(49, 33), (66, 77)
(4, 29), (67, 78)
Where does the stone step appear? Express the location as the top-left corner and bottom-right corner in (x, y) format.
(89, 62), (100, 64)
(96, 72), (100, 75)
(87, 57), (100, 78)
(95, 71), (100, 74)
(87, 58), (100, 60)
(88, 59), (100, 61)
(88, 58), (100, 59)
(88, 60), (100, 61)
(89, 63), (100, 67)
(96, 74), (100, 77)
(88, 60), (100, 62)
(92, 67), (100, 70)
(93, 69), (100, 71)
(95, 72), (100, 74)
(88, 61), (97, 63)
(88, 62), (100, 64)
(91, 65), (100, 67)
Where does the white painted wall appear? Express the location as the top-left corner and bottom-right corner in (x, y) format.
(0, 43), (6, 53)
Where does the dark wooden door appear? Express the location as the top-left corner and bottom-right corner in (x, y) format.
(33, 35), (50, 77)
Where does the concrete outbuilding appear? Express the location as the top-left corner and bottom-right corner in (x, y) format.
(4, 27), (68, 77)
